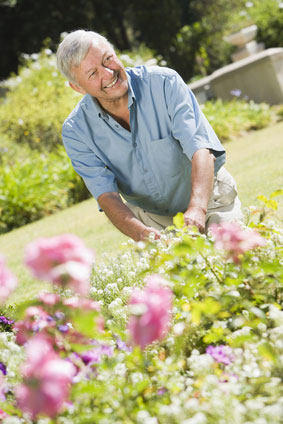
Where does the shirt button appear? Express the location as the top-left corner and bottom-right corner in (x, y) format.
(115, 124), (119, 128)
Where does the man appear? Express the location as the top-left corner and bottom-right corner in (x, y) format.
(56, 30), (243, 241)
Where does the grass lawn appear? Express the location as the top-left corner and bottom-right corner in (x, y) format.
(0, 121), (282, 307)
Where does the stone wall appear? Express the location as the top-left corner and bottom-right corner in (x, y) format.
(189, 48), (283, 105)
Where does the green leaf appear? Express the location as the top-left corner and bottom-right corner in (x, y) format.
(72, 310), (99, 338)
(270, 189), (283, 198)
(173, 212), (185, 229)
(203, 327), (224, 343)
(258, 342), (277, 363)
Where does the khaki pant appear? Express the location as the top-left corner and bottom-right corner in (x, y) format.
(127, 167), (243, 233)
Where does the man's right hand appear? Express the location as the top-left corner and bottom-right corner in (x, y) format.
(98, 192), (161, 242)
(140, 226), (161, 241)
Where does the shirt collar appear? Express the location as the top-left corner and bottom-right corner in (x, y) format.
(126, 68), (136, 108)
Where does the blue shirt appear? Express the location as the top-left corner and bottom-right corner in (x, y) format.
(62, 66), (226, 216)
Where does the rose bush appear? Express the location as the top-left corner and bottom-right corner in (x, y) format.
(0, 193), (282, 423)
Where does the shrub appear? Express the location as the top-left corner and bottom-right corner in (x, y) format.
(202, 99), (272, 141)
(0, 49), (80, 150)
(0, 147), (89, 234)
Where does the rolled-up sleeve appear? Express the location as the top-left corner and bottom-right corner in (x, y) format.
(62, 124), (118, 200)
(165, 72), (225, 169)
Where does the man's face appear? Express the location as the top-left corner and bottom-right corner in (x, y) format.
(70, 40), (128, 106)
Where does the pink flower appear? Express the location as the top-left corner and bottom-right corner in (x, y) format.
(25, 234), (94, 278)
(210, 222), (266, 262)
(0, 408), (8, 419)
(63, 296), (100, 311)
(14, 306), (55, 345)
(25, 234), (94, 295)
(16, 335), (76, 419)
(127, 274), (173, 349)
(49, 261), (91, 296)
(0, 255), (17, 303)
(38, 292), (61, 305)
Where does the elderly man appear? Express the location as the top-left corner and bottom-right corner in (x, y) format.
(56, 30), (242, 241)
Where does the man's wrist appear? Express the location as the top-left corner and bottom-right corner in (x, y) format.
(187, 205), (207, 215)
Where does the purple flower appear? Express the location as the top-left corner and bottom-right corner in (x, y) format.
(0, 316), (14, 326)
(81, 349), (102, 365)
(206, 345), (235, 365)
(58, 324), (69, 333)
(100, 344), (114, 357)
(157, 387), (167, 396)
(54, 311), (65, 321)
(116, 337), (132, 352)
(231, 89), (241, 97)
(0, 363), (7, 376)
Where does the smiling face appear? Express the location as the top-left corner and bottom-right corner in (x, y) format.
(70, 39), (128, 108)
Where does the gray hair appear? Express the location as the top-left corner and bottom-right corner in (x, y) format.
(56, 30), (112, 83)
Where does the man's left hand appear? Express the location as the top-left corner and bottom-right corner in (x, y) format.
(183, 205), (206, 233)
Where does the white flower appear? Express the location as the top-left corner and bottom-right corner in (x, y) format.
(131, 372), (144, 384)
(114, 363), (127, 377)
(31, 53), (39, 60)
(173, 322), (185, 335)
(18, 118), (24, 125)
(269, 305), (283, 326)
(183, 412), (207, 424)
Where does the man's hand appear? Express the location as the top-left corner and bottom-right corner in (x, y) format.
(184, 205), (206, 233)
(98, 192), (161, 242)
(140, 226), (161, 241)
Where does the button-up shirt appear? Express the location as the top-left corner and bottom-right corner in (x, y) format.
(62, 66), (226, 216)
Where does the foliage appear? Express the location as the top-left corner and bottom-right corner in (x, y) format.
(0, 146), (89, 234)
(0, 49), (80, 150)
(0, 194), (282, 423)
(252, 0), (283, 48)
(226, 0), (283, 47)
(202, 98), (272, 141)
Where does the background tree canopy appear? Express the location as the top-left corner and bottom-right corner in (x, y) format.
(0, 0), (282, 82)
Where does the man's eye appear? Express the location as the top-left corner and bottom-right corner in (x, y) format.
(89, 71), (96, 78)
(105, 55), (113, 62)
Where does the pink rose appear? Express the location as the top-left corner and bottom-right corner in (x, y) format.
(16, 335), (76, 419)
(49, 261), (91, 296)
(25, 234), (94, 279)
(0, 255), (17, 303)
(63, 296), (100, 311)
(128, 274), (173, 349)
(210, 222), (266, 263)
(25, 234), (94, 295)
(38, 292), (61, 305)
(0, 408), (8, 419)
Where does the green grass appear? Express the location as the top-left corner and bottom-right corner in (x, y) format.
(225, 121), (283, 210)
(0, 122), (282, 307)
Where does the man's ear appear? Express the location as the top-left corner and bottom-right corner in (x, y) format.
(69, 82), (86, 95)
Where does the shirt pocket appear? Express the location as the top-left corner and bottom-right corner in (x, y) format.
(149, 135), (189, 178)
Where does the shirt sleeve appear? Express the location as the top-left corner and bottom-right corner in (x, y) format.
(165, 71), (226, 170)
(62, 124), (118, 201)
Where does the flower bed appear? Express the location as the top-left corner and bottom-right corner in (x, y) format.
(0, 195), (282, 423)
